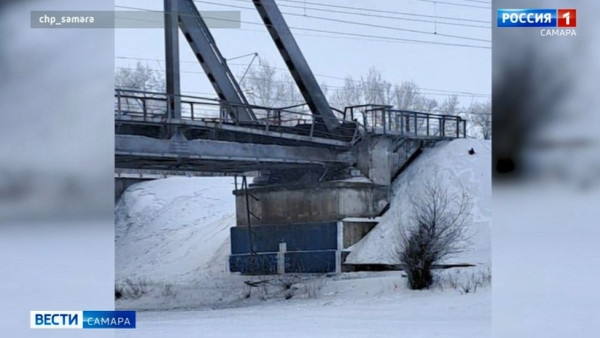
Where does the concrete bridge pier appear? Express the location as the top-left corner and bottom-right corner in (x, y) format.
(229, 180), (389, 274)
(228, 135), (426, 275)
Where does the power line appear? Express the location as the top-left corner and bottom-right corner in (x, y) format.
(273, 0), (490, 23)
(270, 23), (488, 49)
(220, 0), (490, 29)
(416, 0), (490, 9)
(114, 5), (489, 50)
(194, 0), (490, 43)
(455, 0), (492, 4)
(300, 12), (490, 43)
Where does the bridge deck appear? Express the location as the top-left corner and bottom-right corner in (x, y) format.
(115, 134), (354, 173)
(115, 89), (361, 148)
(116, 115), (354, 148)
(114, 90), (466, 174)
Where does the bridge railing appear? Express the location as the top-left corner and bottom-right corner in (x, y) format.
(115, 89), (361, 144)
(342, 104), (466, 139)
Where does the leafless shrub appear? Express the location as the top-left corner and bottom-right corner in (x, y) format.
(399, 174), (472, 289)
(277, 274), (302, 300)
(434, 268), (491, 294)
(241, 278), (268, 301)
(115, 278), (150, 300)
(161, 283), (175, 298)
(241, 273), (328, 301)
(302, 275), (329, 299)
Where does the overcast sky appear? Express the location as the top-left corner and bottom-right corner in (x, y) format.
(115, 0), (491, 107)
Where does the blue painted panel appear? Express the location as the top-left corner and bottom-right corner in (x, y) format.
(228, 250), (337, 274)
(230, 222), (338, 254)
(229, 253), (278, 274)
(285, 251), (336, 273)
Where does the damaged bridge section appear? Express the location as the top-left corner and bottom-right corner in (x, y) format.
(115, 133), (354, 174)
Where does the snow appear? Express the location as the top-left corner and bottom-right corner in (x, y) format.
(336, 176), (373, 183)
(116, 177), (236, 283)
(0, 220), (114, 338)
(114, 142), (491, 336)
(115, 177), (245, 309)
(119, 278), (490, 338)
(493, 183), (600, 337)
(346, 139), (491, 266)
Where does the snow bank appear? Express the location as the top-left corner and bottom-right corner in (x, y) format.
(115, 177), (236, 285)
(129, 276), (490, 338)
(346, 139), (491, 266)
(114, 140), (490, 310)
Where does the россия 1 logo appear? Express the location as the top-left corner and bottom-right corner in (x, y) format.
(497, 9), (576, 37)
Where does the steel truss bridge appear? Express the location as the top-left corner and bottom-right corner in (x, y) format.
(115, 89), (466, 174)
(115, 0), (466, 177)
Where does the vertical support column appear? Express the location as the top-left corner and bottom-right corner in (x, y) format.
(456, 119), (460, 137)
(117, 90), (122, 116)
(335, 221), (344, 274)
(400, 113), (404, 134)
(277, 242), (287, 274)
(413, 112), (418, 136)
(441, 118), (445, 137)
(165, 0), (181, 126)
(382, 109), (386, 134)
(357, 136), (393, 186)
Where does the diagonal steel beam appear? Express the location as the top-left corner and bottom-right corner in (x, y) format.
(177, 0), (255, 122)
(252, 0), (339, 132)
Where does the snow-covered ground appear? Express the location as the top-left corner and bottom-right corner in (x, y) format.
(120, 276), (490, 338)
(116, 177), (236, 284)
(347, 138), (491, 266)
(114, 140), (491, 336)
(0, 219), (114, 338)
(115, 177), (245, 310)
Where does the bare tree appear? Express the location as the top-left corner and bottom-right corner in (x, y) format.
(328, 70), (438, 115)
(115, 62), (164, 92)
(394, 80), (422, 110)
(439, 95), (461, 116)
(329, 76), (362, 109)
(470, 100), (492, 140)
(399, 174), (472, 289)
(240, 57), (306, 109)
(361, 67), (393, 105)
(421, 97), (439, 114)
(328, 68), (393, 109)
(242, 59), (283, 107)
(115, 62), (165, 116)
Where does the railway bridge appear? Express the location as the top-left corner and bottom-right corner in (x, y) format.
(115, 0), (467, 274)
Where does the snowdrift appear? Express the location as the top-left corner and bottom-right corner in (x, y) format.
(114, 139), (490, 310)
(115, 177), (236, 285)
(346, 139), (491, 266)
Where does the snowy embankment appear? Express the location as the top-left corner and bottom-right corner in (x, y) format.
(115, 177), (247, 309)
(346, 138), (491, 266)
(115, 139), (490, 315)
(115, 177), (236, 283)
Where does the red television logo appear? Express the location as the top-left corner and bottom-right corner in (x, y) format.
(558, 9), (576, 27)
